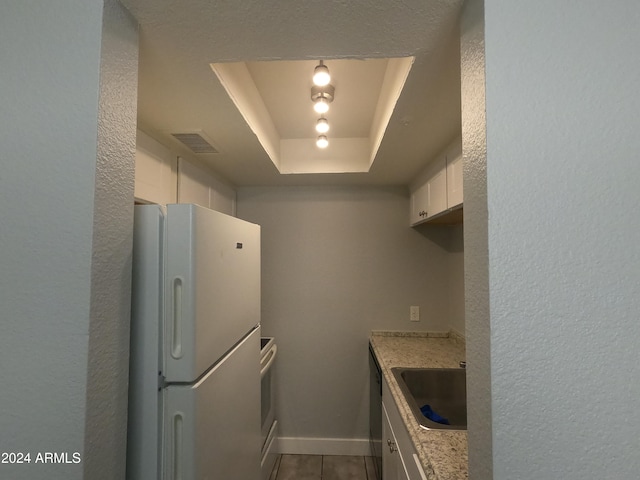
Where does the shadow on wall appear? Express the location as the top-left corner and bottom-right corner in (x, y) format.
(413, 223), (463, 254)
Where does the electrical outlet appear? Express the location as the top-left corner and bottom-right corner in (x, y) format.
(410, 306), (420, 322)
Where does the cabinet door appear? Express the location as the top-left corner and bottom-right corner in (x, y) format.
(177, 157), (237, 216)
(177, 157), (211, 208)
(135, 130), (178, 205)
(426, 158), (447, 219)
(397, 454), (410, 480)
(446, 152), (463, 209)
(410, 183), (429, 225)
(383, 402), (411, 480)
(382, 403), (399, 480)
(410, 155), (447, 225)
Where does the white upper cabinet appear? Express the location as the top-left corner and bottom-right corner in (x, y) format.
(410, 183), (429, 225)
(409, 136), (463, 226)
(134, 130), (178, 205)
(427, 159), (448, 217)
(177, 157), (210, 208)
(446, 142), (463, 209)
(410, 156), (447, 224)
(134, 130), (237, 217)
(177, 158), (236, 216)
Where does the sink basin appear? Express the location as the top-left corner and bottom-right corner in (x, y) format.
(391, 367), (467, 430)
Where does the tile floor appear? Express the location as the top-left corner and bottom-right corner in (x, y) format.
(269, 454), (376, 480)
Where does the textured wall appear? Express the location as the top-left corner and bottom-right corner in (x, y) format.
(0, 2), (137, 479)
(84, 1), (138, 479)
(0, 4), (103, 479)
(237, 186), (459, 452)
(460, 0), (492, 478)
(484, 1), (640, 478)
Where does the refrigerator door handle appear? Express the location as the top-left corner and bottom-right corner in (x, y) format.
(171, 277), (183, 359)
(172, 412), (184, 479)
(260, 344), (277, 379)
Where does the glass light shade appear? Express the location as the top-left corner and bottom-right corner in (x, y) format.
(313, 97), (330, 114)
(316, 135), (329, 148)
(315, 117), (329, 134)
(313, 63), (331, 86)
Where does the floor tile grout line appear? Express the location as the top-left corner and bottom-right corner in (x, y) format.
(272, 454), (374, 480)
(362, 455), (368, 480)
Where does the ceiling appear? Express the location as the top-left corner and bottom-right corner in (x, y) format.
(120, 0), (464, 187)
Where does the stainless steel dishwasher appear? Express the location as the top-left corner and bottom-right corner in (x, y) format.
(369, 343), (382, 480)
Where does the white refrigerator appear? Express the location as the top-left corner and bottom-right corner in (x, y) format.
(127, 203), (261, 480)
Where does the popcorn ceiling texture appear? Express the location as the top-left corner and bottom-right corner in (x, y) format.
(121, 0), (463, 62)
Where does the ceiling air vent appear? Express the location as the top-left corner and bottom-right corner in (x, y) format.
(171, 132), (219, 154)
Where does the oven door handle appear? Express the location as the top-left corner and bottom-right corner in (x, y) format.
(260, 344), (278, 378)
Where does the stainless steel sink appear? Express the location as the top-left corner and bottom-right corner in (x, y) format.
(391, 367), (467, 430)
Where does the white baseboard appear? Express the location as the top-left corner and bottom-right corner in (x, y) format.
(276, 437), (371, 456)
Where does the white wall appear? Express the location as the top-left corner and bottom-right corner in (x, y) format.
(237, 186), (460, 453)
(460, 0), (492, 478)
(447, 225), (465, 337)
(85, 2), (138, 478)
(0, 2), (138, 479)
(469, 1), (640, 478)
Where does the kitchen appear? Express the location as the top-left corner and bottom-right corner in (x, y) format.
(135, 128), (466, 469)
(128, 0), (466, 475)
(2, 2), (639, 480)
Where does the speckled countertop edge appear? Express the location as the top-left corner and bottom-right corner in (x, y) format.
(370, 331), (468, 480)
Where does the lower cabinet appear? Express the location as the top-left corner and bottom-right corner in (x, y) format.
(382, 379), (429, 480)
(382, 402), (410, 480)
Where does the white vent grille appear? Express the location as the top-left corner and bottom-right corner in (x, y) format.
(171, 132), (219, 154)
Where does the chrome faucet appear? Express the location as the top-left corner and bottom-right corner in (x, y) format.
(459, 361), (466, 369)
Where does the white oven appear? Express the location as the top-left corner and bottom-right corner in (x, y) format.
(260, 337), (278, 480)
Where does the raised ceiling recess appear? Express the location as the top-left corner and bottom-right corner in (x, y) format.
(211, 57), (414, 175)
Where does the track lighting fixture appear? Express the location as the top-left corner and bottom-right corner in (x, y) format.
(312, 60), (331, 87)
(311, 61), (335, 147)
(313, 97), (330, 114)
(311, 84), (334, 114)
(316, 135), (329, 149)
(315, 117), (329, 134)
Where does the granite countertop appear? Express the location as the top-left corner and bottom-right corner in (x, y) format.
(369, 331), (468, 480)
